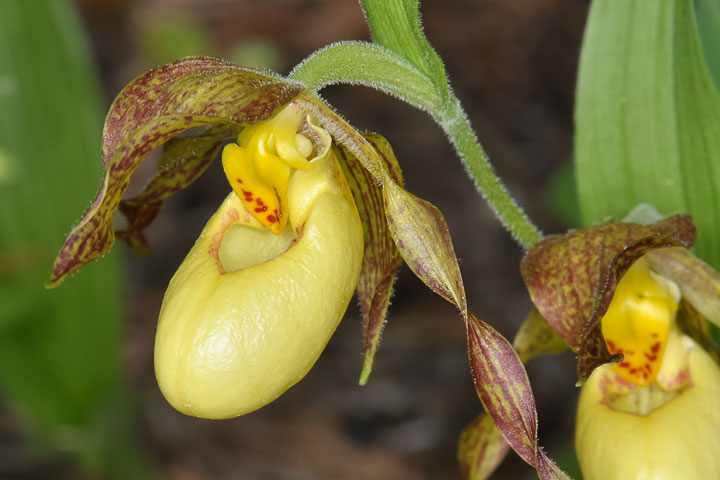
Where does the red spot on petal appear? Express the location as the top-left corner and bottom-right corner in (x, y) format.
(236, 178), (243, 184)
(630, 368), (638, 374)
(607, 340), (616, 351)
(651, 342), (661, 353)
(267, 214), (277, 223)
(645, 353), (657, 361)
(254, 206), (268, 213)
(652, 333), (659, 338)
(255, 198), (264, 206)
(618, 362), (630, 368)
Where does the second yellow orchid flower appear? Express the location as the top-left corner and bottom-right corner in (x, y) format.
(577, 255), (720, 479)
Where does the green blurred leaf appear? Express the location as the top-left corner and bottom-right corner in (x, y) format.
(360, 0), (449, 104)
(575, 0), (720, 270)
(0, 0), (152, 477)
(226, 37), (284, 72)
(544, 162), (582, 228)
(136, 13), (215, 65)
(696, 0), (720, 89)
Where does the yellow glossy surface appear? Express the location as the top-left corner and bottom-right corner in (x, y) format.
(601, 257), (679, 386)
(155, 144), (363, 419)
(576, 331), (720, 480)
(221, 103), (313, 234)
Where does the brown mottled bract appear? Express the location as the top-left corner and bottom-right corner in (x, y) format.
(383, 180), (466, 312)
(334, 133), (403, 382)
(457, 413), (510, 480)
(512, 309), (568, 364)
(520, 215), (696, 382)
(116, 124), (241, 256)
(48, 57), (305, 287)
(467, 313), (569, 480)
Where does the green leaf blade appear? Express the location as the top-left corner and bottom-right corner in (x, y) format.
(360, 0), (449, 103)
(0, 0), (153, 477)
(575, 0), (684, 226)
(575, 0), (720, 269)
(673, 0), (720, 269)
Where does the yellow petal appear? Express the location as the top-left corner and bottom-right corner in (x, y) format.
(576, 332), (720, 480)
(601, 257), (679, 386)
(222, 141), (290, 234)
(155, 148), (363, 419)
(221, 103), (314, 235)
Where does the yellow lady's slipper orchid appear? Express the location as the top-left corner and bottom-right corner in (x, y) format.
(576, 256), (720, 479)
(154, 104), (363, 419)
(47, 59), (476, 442)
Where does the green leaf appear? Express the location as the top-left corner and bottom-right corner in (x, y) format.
(49, 57), (304, 287)
(544, 163), (582, 229)
(0, 0), (152, 477)
(359, 0), (449, 103)
(135, 13), (215, 65)
(696, 0), (720, 88)
(575, 0), (720, 270)
(673, 0), (720, 269)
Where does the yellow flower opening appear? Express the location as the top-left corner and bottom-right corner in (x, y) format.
(222, 102), (314, 235)
(601, 257), (680, 386)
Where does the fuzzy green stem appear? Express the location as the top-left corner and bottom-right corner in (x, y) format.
(435, 97), (544, 250)
(290, 41), (544, 250)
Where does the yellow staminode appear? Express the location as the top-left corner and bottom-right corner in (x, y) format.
(222, 103), (314, 235)
(601, 257), (679, 386)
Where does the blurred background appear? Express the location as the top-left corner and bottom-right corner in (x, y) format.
(1, 0), (603, 478)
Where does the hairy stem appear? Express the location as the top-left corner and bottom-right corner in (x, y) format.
(435, 97), (543, 250)
(290, 41), (544, 249)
